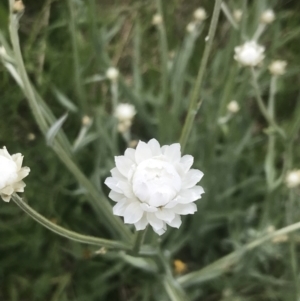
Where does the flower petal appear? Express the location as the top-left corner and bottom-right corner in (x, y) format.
(123, 202), (144, 224)
(135, 141), (153, 164)
(163, 143), (181, 163)
(155, 208), (175, 223)
(146, 212), (164, 231)
(115, 156), (135, 178)
(140, 203), (158, 212)
(134, 215), (148, 230)
(148, 139), (161, 156)
(12, 153), (23, 170)
(172, 203), (197, 215)
(17, 167), (30, 181)
(166, 214), (182, 228)
(180, 155), (194, 173)
(104, 177), (123, 193)
(113, 199), (130, 216)
(176, 186), (204, 204)
(124, 148), (136, 162)
(1, 194), (11, 202)
(108, 191), (124, 202)
(182, 169), (204, 189)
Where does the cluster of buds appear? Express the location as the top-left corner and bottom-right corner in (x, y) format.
(114, 103), (136, 133)
(186, 7), (207, 33)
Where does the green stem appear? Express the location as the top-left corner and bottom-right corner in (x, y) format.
(11, 194), (131, 250)
(179, 0), (222, 151)
(132, 229), (147, 255)
(250, 67), (285, 139)
(67, 0), (86, 111)
(7, 2), (133, 242)
(178, 220), (300, 287)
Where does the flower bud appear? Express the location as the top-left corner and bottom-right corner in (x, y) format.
(260, 9), (275, 24)
(234, 41), (265, 67)
(82, 115), (92, 126)
(106, 67), (119, 81)
(227, 100), (240, 114)
(285, 170), (300, 188)
(186, 22), (197, 33)
(193, 8), (207, 22)
(152, 14), (163, 26)
(0, 147), (30, 202)
(233, 9), (243, 22)
(12, 0), (25, 13)
(174, 259), (187, 274)
(268, 60), (287, 76)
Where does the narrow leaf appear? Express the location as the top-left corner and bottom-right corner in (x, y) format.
(46, 113), (68, 146)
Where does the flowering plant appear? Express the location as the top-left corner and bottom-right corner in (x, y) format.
(105, 139), (204, 234)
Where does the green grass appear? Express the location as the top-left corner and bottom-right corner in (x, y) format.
(1, 0), (300, 300)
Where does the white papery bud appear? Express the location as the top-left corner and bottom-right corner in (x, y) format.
(233, 9), (243, 22)
(260, 9), (275, 24)
(105, 139), (204, 235)
(0, 147), (30, 202)
(227, 101), (240, 113)
(82, 115), (92, 126)
(106, 67), (119, 81)
(186, 22), (197, 33)
(234, 41), (265, 67)
(193, 8), (207, 21)
(114, 103), (136, 133)
(285, 170), (300, 188)
(152, 14), (163, 26)
(268, 60), (287, 76)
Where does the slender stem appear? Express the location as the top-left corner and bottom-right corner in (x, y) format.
(252, 23), (266, 41)
(132, 228), (147, 255)
(221, 2), (238, 30)
(11, 194), (131, 250)
(268, 75), (277, 118)
(7, 2), (133, 242)
(163, 275), (190, 301)
(250, 67), (286, 139)
(179, 0), (222, 151)
(178, 220), (300, 287)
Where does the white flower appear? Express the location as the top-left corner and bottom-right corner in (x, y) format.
(268, 60), (287, 76)
(193, 8), (207, 21)
(233, 9), (243, 22)
(106, 67), (119, 81)
(105, 139), (204, 235)
(260, 9), (275, 24)
(285, 170), (300, 188)
(234, 41), (265, 67)
(152, 14), (163, 26)
(0, 147), (30, 202)
(227, 100), (240, 113)
(114, 103), (136, 133)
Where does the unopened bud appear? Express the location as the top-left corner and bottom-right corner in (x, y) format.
(13, 0), (25, 13)
(193, 8), (207, 22)
(152, 14), (163, 26)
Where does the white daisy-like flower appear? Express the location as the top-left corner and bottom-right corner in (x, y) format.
(260, 9), (275, 24)
(105, 139), (204, 235)
(268, 60), (287, 76)
(285, 170), (300, 188)
(227, 100), (240, 113)
(0, 147), (30, 202)
(234, 41), (265, 67)
(106, 67), (119, 81)
(193, 8), (207, 22)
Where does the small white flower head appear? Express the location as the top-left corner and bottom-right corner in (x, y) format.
(260, 9), (275, 24)
(114, 103), (136, 133)
(106, 67), (119, 81)
(234, 41), (265, 67)
(0, 147), (30, 202)
(227, 100), (240, 114)
(233, 9), (243, 22)
(268, 60), (287, 76)
(193, 8), (207, 22)
(152, 14), (163, 26)
(285, 170), (300, 188)
(105, 139), (204, 235)
(82, 115), (92, 126)
(186, 22), (197, 33)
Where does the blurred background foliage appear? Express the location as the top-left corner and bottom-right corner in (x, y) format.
(0, 0), (300, 300)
